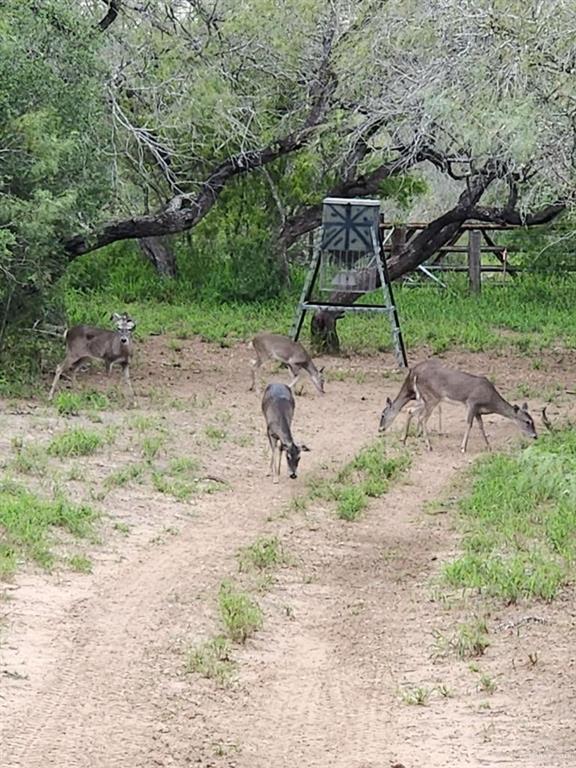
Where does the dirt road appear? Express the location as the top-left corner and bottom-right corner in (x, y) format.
(1, 340), (574, 767)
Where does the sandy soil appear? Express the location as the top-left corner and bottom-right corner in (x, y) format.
(1, 337), (575, 768)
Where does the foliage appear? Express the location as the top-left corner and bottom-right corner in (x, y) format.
(444, 429), (576, 602)
(0, 1), (109, 353)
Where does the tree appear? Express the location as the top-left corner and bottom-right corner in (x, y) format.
(63, 1), (570, 271)
(0, 0), (110, 349)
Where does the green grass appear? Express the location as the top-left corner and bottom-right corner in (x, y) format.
(63, 272), (576, 354)
(53, 390), (111, 416)
(186, 636), (235, 684)
(0, 481), (98, 575)
(47, 427), (113, 458)
(238, 536), (283, 572)
(444, 428), (576, 602)
(309, 442), (410, 521)
(11, 441), (49, 475)
(151, 456), (203, 501)
(218, 581), (263, 643)
(68, 554), (93, 573)
(103, 462), (146, 489)
(140, 434), (166, 461)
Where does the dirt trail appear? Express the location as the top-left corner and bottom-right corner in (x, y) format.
(1, 340), (575, 767)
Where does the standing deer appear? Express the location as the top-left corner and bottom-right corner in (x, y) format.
(262, 382), (310, 482)
(48, 313), (136, 401)
(249, 332), (325, 395)
(379, 359), (537, 452)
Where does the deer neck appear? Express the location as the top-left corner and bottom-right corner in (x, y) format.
(492, 395), (518, 421)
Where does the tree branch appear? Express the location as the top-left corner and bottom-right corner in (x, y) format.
(98, 0), (121, 31)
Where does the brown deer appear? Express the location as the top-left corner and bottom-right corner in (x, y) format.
(379, 359), (537, 452)
(261, 382), (310, 482)
(49, 313), (136, 401)
(249, 332), (324, 395)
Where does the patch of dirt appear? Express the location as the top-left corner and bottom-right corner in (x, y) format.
(1, 338), (575, 767)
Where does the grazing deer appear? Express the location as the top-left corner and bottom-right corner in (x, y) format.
(48, 313), (136, 401)
(379, 359), (537, 452)
(249, 332), (325, 395)
(262, 382), (310, 482)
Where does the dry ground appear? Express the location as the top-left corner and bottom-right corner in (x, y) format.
(1, 337), (576, 767)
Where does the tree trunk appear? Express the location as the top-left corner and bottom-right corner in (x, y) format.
(138, 236), (178, 278)
(310, 309), (345, 354)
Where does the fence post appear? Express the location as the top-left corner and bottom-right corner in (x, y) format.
(468, 229), (481, 294)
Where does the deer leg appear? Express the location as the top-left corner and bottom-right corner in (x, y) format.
(276, 444), (284, 480)
(418, 400), (438, 451)
(403, 402), (422, 444)
(437, 404), (443, 434)
(48, 359), (69, 400)
(476, 414), (491, 450)
(121, 362), (135, 399)
(461, 410), (475, 453)
(287, 365), (301, 391)
(249, 356), (261, 392)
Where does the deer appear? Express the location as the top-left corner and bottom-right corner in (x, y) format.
(48, 313), (136, 401)
(249, 332), (325, 395)
(379, 359), (537, 453)
(262, 382), (310, 483)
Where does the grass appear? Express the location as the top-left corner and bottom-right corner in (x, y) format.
(11, 441), (49, 475)
(53, 390), (110, 416)
(68, 554), (93, 573)
(218, 581), (263, 643)
(0, 481), (98, 575)
(151, 456), (203, 501)
(140, 434), (166, 461)
(186, 636), (235, 684)
(63, 269), (576, 355)
(309, 442), (410, 521)
(104, 462), (146, 490)
(47, 427), (114, 458)
(238, 536), (284, 572)
(400, 685), (432, 706)
(444, 428), (576, 602)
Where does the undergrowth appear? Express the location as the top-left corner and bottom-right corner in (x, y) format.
(0, 481), (98, 576)
(444, 428), (576, 602)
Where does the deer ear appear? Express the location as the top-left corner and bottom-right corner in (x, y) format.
(318, 367), (325, 373)
(300, 443), (311, 452)
(386, 396), (392, 406)
(513, 404), (519, 412)
(111, 313), (121, 321)
(522, 402), (528, 411)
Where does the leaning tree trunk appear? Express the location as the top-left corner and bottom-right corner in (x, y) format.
(310, 308), (345, 353)
(138, 236), (178, 278)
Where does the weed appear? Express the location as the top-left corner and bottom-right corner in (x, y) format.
(205, 425), (227, 444)
(308, 442), (410, 522)
(48, 427), (113, 458)
(53, 390), (110, 416)
(104, 462), (146, 489)
(479, 673), (497, 694)
(400, 685), (431, 706)
(113, 521), (131, 535)
(336, 486), (368, 521)
(151, 457), (202, 501)
(444, 429), (576, 601)
(454, 619), (490, 659)
(218, 581), (263, 643)
(186, 636), (235, 684)
(0, 482), (97, 575)
(436, 684), (453, 698)
(11, 442), (49, 475)
(140, 434), (166, 461)
(238, 537), (283, 572)
(68, 554), (93, 573)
